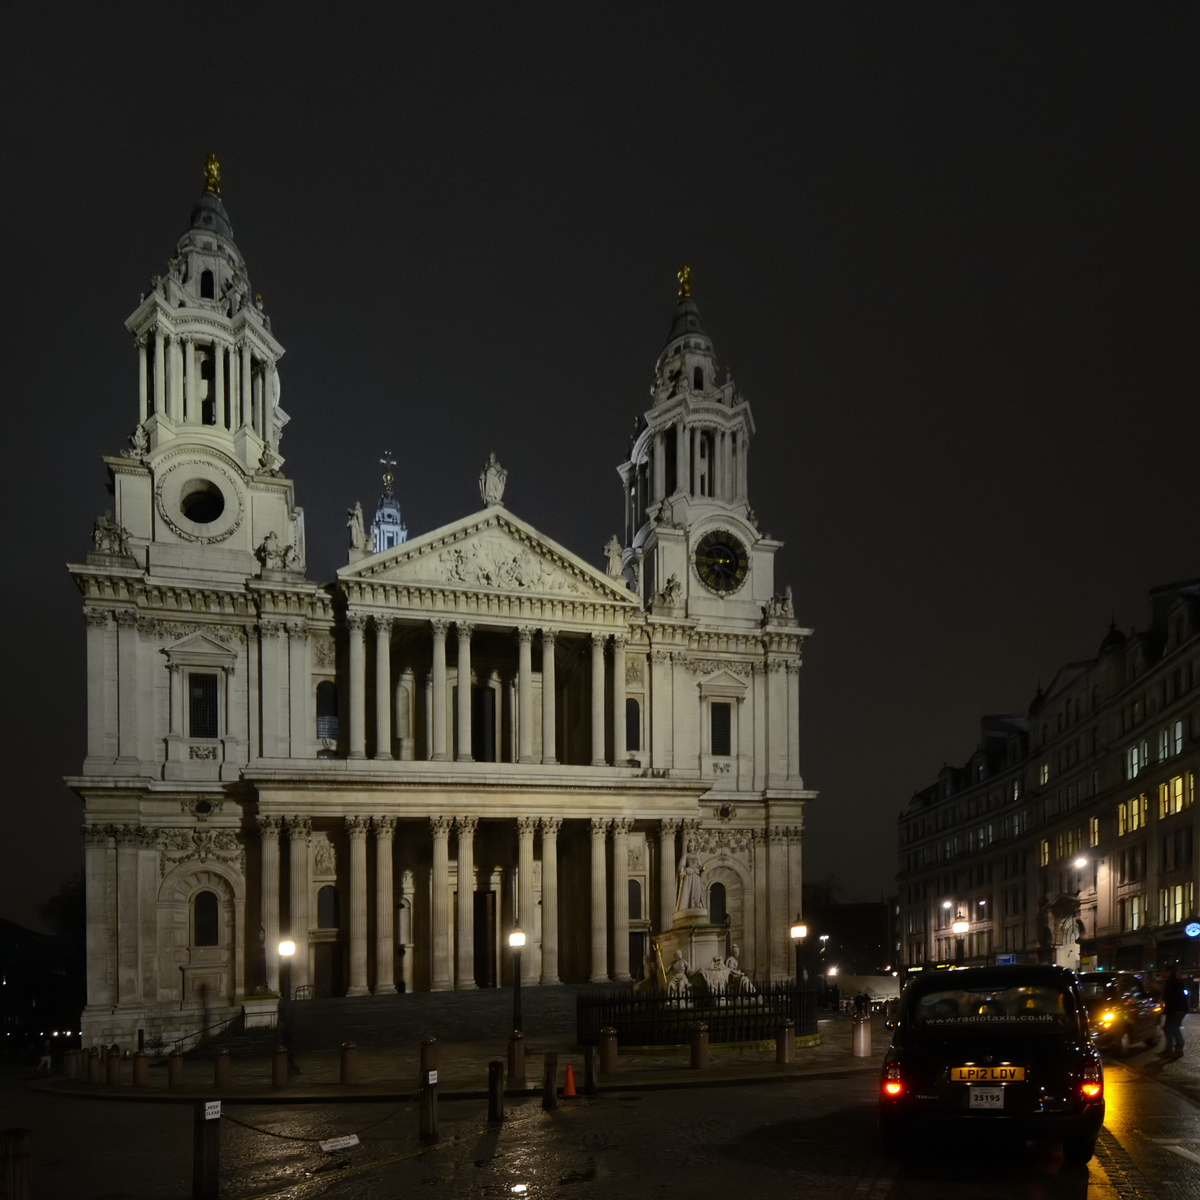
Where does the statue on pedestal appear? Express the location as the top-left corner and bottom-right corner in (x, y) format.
(675, 839), (707, 919)
(479, 453), (507, 507)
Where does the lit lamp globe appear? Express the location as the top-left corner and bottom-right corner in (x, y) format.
(790, 918), (807, 942)
(508, 928), (526, 950)
(951, 919), (969, 935)
(278, 940), (296, 957)
(1073, 856), (1088, 868)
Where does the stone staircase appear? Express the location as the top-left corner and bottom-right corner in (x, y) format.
(188, 984), (588, 1058)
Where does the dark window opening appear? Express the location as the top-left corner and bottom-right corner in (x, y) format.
(711, 702), (732, 757)
(316, 681), (339, 741)
(189, 673), (219, 739)
(628, 878), (642, 921)
(664, 431), (677, 495)
(625, 698), (641, 752)
(472, 685), (497, 762)
(194, 890), (219, 945)
(317, 885), (340, 929)
(200, 352), (216, 425)
(693, 365), (704, 390)
(180, 480), (225, 524)
(709, 881), (727, 925)
(200, 269), (215, 299)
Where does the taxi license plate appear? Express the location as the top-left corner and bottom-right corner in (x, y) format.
(950, 1066), (1025, 1082)
(969, 1087), (1004, 1110)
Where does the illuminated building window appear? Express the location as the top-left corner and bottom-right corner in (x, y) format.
(1039, 839), (1049, 867)
(1089, 816), (1099, 847)
(1039, 762), (1049, 785)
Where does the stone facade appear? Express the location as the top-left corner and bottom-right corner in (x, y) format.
(898, 583), (1200, 975)
(67, 168), (816, 1049)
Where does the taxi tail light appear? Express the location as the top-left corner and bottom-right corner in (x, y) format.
(883, 1063), (903, 1097)
(1081, 1060), (1102, 1100)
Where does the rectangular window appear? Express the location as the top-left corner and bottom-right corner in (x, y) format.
(189, 673), (219, 739)
(625, 697), (641, 752)
(1039, 762), (1049, 785)
(1089, 816), (1099, 847)
(710, 702), (731, 757)
(1126, 744), (1141, 779)
(1039, 839), (1049, 867)
(1174, 719), (1184, 755)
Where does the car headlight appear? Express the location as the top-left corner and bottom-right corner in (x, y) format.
(1099, 1011), (1116, 1024)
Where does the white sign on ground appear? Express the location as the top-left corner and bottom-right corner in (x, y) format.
(319, 1135), (361, 1153)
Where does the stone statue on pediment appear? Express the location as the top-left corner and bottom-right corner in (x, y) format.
(479, 453), (507, 507)
(256, 530), (295, 572)
(603, 535), (623, 578)
(92, 510), (131, 557)
(654, 573), (682, 608)
(347, 501), (366, 551)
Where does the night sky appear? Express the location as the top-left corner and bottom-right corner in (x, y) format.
(2, 5), (1196, 930)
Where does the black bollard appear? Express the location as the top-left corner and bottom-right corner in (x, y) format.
(488, 1059), (505, 1123)
(192, 1101), (220, 1200)
(542, 1052), (558, 1111)
(419, 1036), (437, 1088)
(419, 1067), (439, 1142)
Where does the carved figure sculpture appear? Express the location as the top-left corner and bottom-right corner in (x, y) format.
(666, 950), (692, 996)
(676, 840), (707, 914)
(347, 501), (366, 550)
(654, 574), (683, 608)
(92, 510), (131, 556)
(603, 535), (623, 578)
(725, 945), (755, 994)
(256, 531), (295, 571)
(479, 453), (508, 506)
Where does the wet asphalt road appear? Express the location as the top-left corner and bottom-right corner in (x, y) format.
(5, 1051), (1200, 1198)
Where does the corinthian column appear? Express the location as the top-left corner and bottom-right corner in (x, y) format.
(658, 818), (679, 932)
(431, 620), (449, 761)
(611, 818), (633, 981)
(136, 336), (148, 424)
(374, 617), (393, 759)
(258, 815), (282, 994)
(346, 816), (370, 996)
(589, 817), (609, 982)
(347, 613), (367, 759)
(373, 816), (397, 994)
(539, 818), (562, 984)
(611, 635), (627, 763)
(590, 633), (607, 766)
(430, 816), (453, 990)
(518, 627), (534, 763)
(516, 817), (538, 984)
(184, 337), (197, 423)
(541, 630), (557, 764)
(287, 817), (311, 995)
(455, 816), (477, 988)
(456, 622), (474, 761)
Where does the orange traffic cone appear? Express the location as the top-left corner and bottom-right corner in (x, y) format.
(563, 1063), (577, 1097)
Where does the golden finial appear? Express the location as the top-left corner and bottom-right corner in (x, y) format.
(203, 153), (221, 196)
(677, 264), (691, 301)
(380, 451), (396, 490)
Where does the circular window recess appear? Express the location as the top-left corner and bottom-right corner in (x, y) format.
(180, 480), (226, 524)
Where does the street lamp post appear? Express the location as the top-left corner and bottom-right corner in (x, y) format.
(951, 915), (969, 967)
(278, 939), (299, 1074)
(790, 916), (807, 1026)
(509, 925), (526, 1033)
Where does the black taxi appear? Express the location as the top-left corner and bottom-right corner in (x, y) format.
(879, 965), (1104, 1165)
(1079, 971), (1163, 1055)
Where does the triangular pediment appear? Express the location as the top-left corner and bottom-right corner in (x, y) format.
(338, 506), (637, 606)
(163, 632), (238, 665)
(698, 669), (748, 698)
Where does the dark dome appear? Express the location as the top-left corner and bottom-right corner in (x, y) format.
(1099, 623), (1126, 654)
(663, 298), (708, 347)
(189, 191), (234, 241)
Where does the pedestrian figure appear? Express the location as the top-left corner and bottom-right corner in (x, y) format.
(1162, 968), (1187, 1059)
(36, 1038), (52, 1074)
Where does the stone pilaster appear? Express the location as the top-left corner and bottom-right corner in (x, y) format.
(347, 613), (367, 759)
(257, 815), (282, 994)
(456, 622), (474, 761)
(430, 816), (453, 990)
(541, 630), (557, 764)
(286, 816), (311, 994)
(374, 617), (393, 759)
(590, 633), (607, 766)
(540, 817), (562, 984)
(611, 635), (627, 763)
(346, 816), (370, 996)
(516, 816), (538, 983)
(518, 627), (535, 763)
(431, 620), (449, 761)
(373, 816), (397, 993)
(658, 818), (679, 932)
(611, 818), (633, 981)
(589, 816), (609, 982)
(455, 816), (477, 989)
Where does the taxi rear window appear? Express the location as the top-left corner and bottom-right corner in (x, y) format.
(908, 984), (1074, 1031)
(1079, 978), (1114, 999)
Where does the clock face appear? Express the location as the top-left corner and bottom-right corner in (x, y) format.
(694, 530), (749, 595)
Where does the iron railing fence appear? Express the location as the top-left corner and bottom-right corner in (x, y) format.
(577, 980), (818, 1046)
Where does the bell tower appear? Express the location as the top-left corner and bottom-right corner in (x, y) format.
(617, 267), (776, 622)
(111, 155), (304, 577)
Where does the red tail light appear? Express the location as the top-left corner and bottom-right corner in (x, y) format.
(1081, 1060), (1102, 1100)
(883, 1063), (903, 1097)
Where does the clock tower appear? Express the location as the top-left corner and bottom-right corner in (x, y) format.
(618, 267), (782, 625)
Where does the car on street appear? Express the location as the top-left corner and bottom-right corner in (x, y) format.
(879, 964), (1104, 1165)
(1078, 971), (1162, 1055)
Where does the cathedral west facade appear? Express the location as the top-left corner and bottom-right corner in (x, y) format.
(68, 161), (815, 1048)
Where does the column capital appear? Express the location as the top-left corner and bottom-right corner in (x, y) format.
(345, 815), (370, 837)
(259, 617), (285, 637)
(540, 816), (563, 837)
(612, 633), (628, 651)
(82, 824), (113, 847)
(287, 815), (312, 839)
(430, 815), (453, 837)
(590, 631), (608, 648)
(346, 612), (368, 633)
(373, 815), (397, 837)
(589, 816), (608, 834)
(83, 607), (110, 629)
(516, 816), (538, 836)
(610, 817), (635, 836)
(541, 628), (558, 646)
(456, 621), (475, 639)
(455, 814), (478, 836)
(517, 625), (535, 645)
(286, 618), (307, 638)
(374, 615), (394, 635)
(430, 618), (451, 637)
(113, 608), (138, 629)
(256, 815), (283, 836)
(660, 818), (680, 835)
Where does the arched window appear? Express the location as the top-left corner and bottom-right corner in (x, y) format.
(316, 681), (339, 741)
(317, 885), (339, 929)
(200, 269), (215, 299)
(628, 878), (642, 921)
(194, 890), (219, 946)
(709, 881), (727, 926)
(625, 697), (641, 752)
(693, 365), (704, 390)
